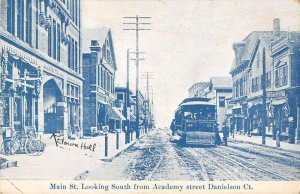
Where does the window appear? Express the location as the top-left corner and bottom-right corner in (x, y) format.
(17, 0), (24, 40)
(275, 69), (279, 87)
(68, 37), (71, 68)
(239, 78), (243, 96)
(67, 84), (70, 96)
(25, 0), (32, 45)
(68, 37), (74, 69)
(72, 38), (75, 69)
(7, 0), (15, 34)
(275, 65), (288, 88)
(35, 0), (39, 49)
(75, 41), (78, 72)
(251, 77), (260, 93)
(97, 66), (100, 86)
(101, 67), (104, 88)
(48, 25), (52, 57)
(266, 71), (271, 88)
(57, 23), (61, 61)
(53, 20), (57, 60)
(256, 51), (260, 68)
(233, 83), (236, 98)
(219, 96), (225, 108)
(282, 66), (288, 86)
(117, 94), (123, 101)
(236, 80), (239, 97)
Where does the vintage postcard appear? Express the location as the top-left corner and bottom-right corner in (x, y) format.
(0, 0), (300, 193)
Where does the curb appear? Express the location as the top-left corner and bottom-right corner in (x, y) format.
(100, 140), (138, 162)
(228, 138), (300, 153)
(99, 130), (153, 162)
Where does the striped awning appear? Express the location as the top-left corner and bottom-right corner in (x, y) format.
(108, 107), (126, 121)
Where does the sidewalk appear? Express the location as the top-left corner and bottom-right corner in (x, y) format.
(0, 130), (147, 180)
(228, 133), (300, 152)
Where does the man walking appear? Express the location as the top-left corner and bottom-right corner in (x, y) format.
(222, 122), (229, 146)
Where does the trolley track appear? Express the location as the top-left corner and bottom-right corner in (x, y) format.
(205, 147), (293, 180)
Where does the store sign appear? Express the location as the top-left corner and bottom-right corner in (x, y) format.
(267, 90), (286, 98)
(0, 101), (4, 125)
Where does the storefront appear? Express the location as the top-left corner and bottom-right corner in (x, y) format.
(0, 44), (83, 139)
(232, 104), (243, 133)
(268, 90), (291, 141)
(0, 50), (41, 135)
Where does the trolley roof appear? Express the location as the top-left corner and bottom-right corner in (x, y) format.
(180, 101), (216, 106)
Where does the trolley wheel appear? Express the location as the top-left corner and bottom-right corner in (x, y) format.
(1, 139), (18, 155)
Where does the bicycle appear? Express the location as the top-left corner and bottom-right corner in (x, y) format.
(1, 130), (45, 156)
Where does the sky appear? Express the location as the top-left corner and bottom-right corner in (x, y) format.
(82, 0), (300, 128)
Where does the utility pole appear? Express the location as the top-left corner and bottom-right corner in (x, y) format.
(151, 88), (155, 129)
(142, 72), (153, 132)
(123, 15), (151, 139)
(125, 48), (131, 143)
(262, 48), (267, 145)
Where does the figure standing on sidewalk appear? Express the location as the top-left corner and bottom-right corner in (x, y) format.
(258, 118), (263, 135)
(170, 119), (176, 136)
(288, 117), (295, 144)
(222, 122), (229, 146)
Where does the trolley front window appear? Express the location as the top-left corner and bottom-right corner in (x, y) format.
(182, 105), (215, 120)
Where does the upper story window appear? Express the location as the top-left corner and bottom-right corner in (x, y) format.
(17, 0), (24, 40)
(266, 71), (271, 88)
(219, 96), (225, 108)
(275, 65), (288, 88)
(251, 77), (260, 93)
(7, 0), (15, 35)
(117, 94), (124, 101)
(256, 51), (260, 68)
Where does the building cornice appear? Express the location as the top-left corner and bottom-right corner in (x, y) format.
(0, 29), (84, 81)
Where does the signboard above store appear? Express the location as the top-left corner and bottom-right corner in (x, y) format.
(267, 90), (286, 98)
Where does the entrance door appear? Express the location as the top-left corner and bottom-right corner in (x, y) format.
(43, 79), (64, 134)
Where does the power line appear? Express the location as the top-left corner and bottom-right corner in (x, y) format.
(123, 15), (152, 138)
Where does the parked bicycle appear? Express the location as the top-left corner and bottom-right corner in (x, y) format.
(1, 128), (45, 156)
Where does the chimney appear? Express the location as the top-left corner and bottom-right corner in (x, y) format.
(90, 40), (101, 52)
(273, 18), (280, 36)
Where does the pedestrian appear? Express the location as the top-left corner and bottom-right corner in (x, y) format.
(215, 123), (222, 145)
(288, 117), (295, 144)
(222, 122), (229, 146)
(258, 118), (263, 135)
(170, 119), (176, 136)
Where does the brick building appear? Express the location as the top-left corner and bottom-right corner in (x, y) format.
(0, 0), (83, 138)
(82, 28), (125, 135)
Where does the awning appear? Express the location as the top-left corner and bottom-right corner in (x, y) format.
(108, 107), (126, 121)
(232, 104), (241, 110)
(226, 109), (233, 115)
(248, 101), (263, 108)
(271, 99), (286, 106)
